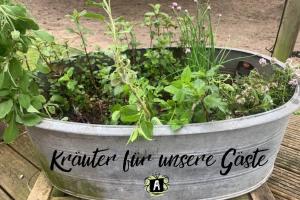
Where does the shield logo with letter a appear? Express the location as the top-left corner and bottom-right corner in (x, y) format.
(144, 174), (169, 196)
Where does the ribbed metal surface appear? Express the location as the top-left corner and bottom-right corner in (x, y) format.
(27, 48), (300, 200)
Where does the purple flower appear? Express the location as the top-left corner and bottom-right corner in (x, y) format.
(172, 2), (178, 7)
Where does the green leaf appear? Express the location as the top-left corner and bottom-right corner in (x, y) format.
(20, 113), (42, 126)
(164, 85), (179, 95)
(67, 80), (77, 91)
(113, 85), (123, 96)
(140, 120), (153, 140)
(174, 89), (185, 102)
(83, 12), (105, 21)
(181, 66), (192, 83)
(111, 110), (120, 122)
(120, 105), (140, 123)
(33, 30), (54, 42)
(127, 128), (139, 144)
(27, 105), (40, 113)
(36, 58), (50, 74)
(0, 90), (10, 97)
(203, 95), (221, 110)
(50, 94), (65, 103)
(31, 95), (46, 110)
(193, 79), (206, 96)
(3, 120), (19, 144)
(151, 117), (162, 125)
(203, 94), (227, 113)
(0, 99), (13, 119)
(18, 94), (30, 109)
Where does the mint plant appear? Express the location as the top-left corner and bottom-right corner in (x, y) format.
(0, 1), (44, 143)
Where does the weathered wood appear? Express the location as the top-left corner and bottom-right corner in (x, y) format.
(9, 133), (41, 168)
(26, 173), (82, 200)
(51, 197), (81, 200)
(27, 172), (53, 200)
(231, 194), (250, 200)
(272, 0), (300, 62)
(250, 183), (275, 200)
(275, 146), (300, 174)
(282, 134), (300, 151)
(0, 187), (12, 200)
(268, 182), (299, 200)
(288, 115), (300, 124)
(0, 144), (39, 200)
(267, 115), (300, 200)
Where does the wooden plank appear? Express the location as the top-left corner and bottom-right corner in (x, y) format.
(9, 133), (41, 168)
(288, 115), (300, 124)
(51, 197), (81, 200)
(27, 172), (52, 200)
(286, 125), (300, 134)
(273, 193), (285, 200)
(0, 144), (40, 200)
(250, 183), (275, 200)
(231, 194), (250, 200)
(0, 187), (12, 200)
(268, 182), (299, 200)
(275, 146), (300, 174)
(272, 166), (300, 186)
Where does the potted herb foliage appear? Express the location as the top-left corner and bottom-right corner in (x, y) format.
(0, 0), (300, 199)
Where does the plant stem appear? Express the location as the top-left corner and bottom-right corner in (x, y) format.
(76, 24), (99, 91)
(103, 0), (152, 119)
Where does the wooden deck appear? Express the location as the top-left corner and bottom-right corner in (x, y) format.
(0, 115), (299, 200)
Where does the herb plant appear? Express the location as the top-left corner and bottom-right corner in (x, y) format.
(0, 1), (46, 143)
(0, 0), (298, 144)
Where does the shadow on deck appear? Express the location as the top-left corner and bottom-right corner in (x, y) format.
(0, 115), (299, 200)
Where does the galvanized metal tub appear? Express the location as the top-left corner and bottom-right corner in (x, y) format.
(27, 48), (300, 200)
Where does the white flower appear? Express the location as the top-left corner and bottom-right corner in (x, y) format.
(185, 48), (191, 54)
(258, 58), (267, 66)
(294, 70), (300, 79)
(235, 95), (241, 100)
(184, 9), (188, 13)
(270, 57), (278, 65)
(288, 79), (298, 86)
(194, 0), (198, 3)
(207, 5), (211, 10)
(237, 98), (246, 105)
(177, 6), (182, 11)
(261, 85), (269, 93)
(218, 13), (222, 17)
(285, 58), (293, 66)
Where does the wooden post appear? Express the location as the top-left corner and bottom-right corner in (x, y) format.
(272, 0), (300, 62)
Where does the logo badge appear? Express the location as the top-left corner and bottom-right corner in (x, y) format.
(144, 174), (169, 196)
